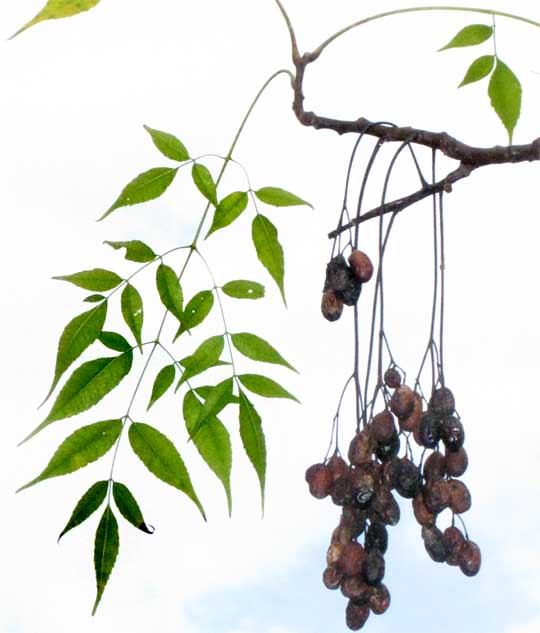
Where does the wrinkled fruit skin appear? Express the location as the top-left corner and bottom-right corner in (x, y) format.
(429, 387), (456, 416)
(423, 451), (447, 481)
(418, 412), (441, 449)
(362, 549), (385, 585)
(395, 458), (422, 499)
(346, 601), (370, 630)
(459, 540), (481, 577)
(323, 254), (362, 306)
(306, 463), (334, 499)
(422, 525), (447, 563)
(443, 526), (465, 567)
(340, 542), (366, 577)
(371, 411), (396, 444)
(323, 564), (344, 589)
(448, 479), (472, 514)
(445, 447), (468, 477)
(390, 385), (415, 418)
(441, 416), (465, 453)
(365, 521), (388, 554)
(348, 249), (374, 283)
(368, 583), (391, 615)
(383, 367), (401, 389)
(321, 291), (344, 322)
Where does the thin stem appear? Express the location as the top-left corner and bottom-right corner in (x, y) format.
(313, 6), (540, 59)
(273, 0), (300, 61)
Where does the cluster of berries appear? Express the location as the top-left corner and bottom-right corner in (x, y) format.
(321, 250), (374, 321)
(305, 370), (480, 630)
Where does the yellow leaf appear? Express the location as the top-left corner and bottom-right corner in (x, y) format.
(10, 0), (101, 39)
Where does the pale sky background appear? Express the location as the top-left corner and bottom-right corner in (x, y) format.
(1, 1), (540, 632)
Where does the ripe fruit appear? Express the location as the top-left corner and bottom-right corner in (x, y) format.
(389, 385), (416, 418)
(341, 575), (371, 602)
(340, 542), (367, 577)
(445, 447), (468, 477)
(365, 521), (388, 554)
(348, 249), (374, 283)
(321, 291), (344, 322)
(412, 492), (436, 527)
(375, 433), (401, 462)
(398, 392), (422, 432)
(368, 583), (391, 615)
(345, 601), (370, 630)
(306, 463), (334, 499)
(371, 488), (400, 526)
(348, 431), (373, 466)
(418, 412), (441, 448)
(323, 564), (344, 589)
(421, 525), (447, 563)
(443, 526), (465, 567)
(458, 540), (481, 577)
(441, 416), (465, 452)
(395, 458), (422, 499)
(371, 411), (396, 444)
(328, 454), (350, 481)
(423, 479), (450, 514)
(448, 479), (472, 514)
(383, 367), (401, 388)
(362, 548), (386, 585)
(423, 451), (446, 481)
(429, 387), (456, 416)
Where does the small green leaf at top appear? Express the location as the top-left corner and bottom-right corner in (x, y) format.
(231, 332), (297, 373)
(58, 480), (108, 542)
(143, 125), (190, 162)
(147, 364), (176, 410)
(121, 284), (144, 352)
(99, 331), (131, 353)
(10, 0), (100, 39)
(222, 280), (265, 300)
(458, 55), (495, 87)
(238, 389), (266, 511)
(192, 163), (217, 206)
(99, 167), (179, 221)
(17, 420), (122, 492)
(206, 191), (248, 238)
(104, 240), (156, 263)
(488, 59), (522, 143)
(238, 374), (300, 403)
(21, 351), (133, 444)
(156, 263), (183, 322)
(252, 214), (286, 305)
(176, 290), (214, 338)
(438, 24), (493, 51)
(128, 422), (206, 519)
(255, 187), (313, 209)
(112, 482), (154, 534)
(54, 268), (122, 292)
(92, 505), (119, 615)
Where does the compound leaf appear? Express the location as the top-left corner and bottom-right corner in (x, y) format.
(238, 373), (299, 402)
(238, 389), (266, 510)
(17, 420), (122, 492)
(206, 191), (248, 237)
(143, 125), (189, 162)
(121, 284), (144, 352)
(488, 59), (522, 143)
(100, 167), (179, 221)
(255, 186), (313, 208)
(92, 505), (119, 615)
(147, 364), (176, 410)
(438, 24), (493, 50)
(231, 332), (297, 373)
(54, 269), (122, 292)
(112, 482), (154, 534)
(128, 422), (205, 519)
(252, 214), (286, 304)
(104, 239), (156, 263)
(58, 480), (108, 542)
(222, 280), (265, 300)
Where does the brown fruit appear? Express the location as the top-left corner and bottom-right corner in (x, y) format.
(383, 367), (401, 389)
(348, 431), (373, 466)
(362, 548), (385, 585)
(390, 385), (415, 418)
(327, 454), (350, 481)
(341, 575), (371, 602)
(399, 392), (422, 432)
(412, 491), (436, 526)
(332, 525), (355, 546)
(321, 291), (344, 322)
(331, 476), (354, 507)
(429, 387), (456, 416)
(421, 525), (447, 562)
(323, 564), (343, 590)
(327, 541), (345, 566)
(345, 601), (370, 630)
(423, 452), (447, 481)
(448, 479), (472, 514)
(418, 412), (442, 448)
(348, 249), (374, 282)
(371, 410), (396, 444)
(340, 542), (367, 577)
(305, 463), (334, 499)
(441, 415), (465, 453)
(443, 526), (465, 566)
(423, 479), (450, 514)
(395, 457), (422, 499)
(340, 506), (367, 537)
(445, 447), (468, 477)
(381, 456), (401, 490)
(371, 488), (400, 526)
(368, 583), (391, 615)
(459, 540), (481, 577)
(365, 521), (388, 554)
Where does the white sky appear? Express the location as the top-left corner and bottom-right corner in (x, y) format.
(1, 1), (539, 632)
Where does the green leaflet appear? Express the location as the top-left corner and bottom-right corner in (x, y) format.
(438, 24), (493, 50)
(488, 59), (522, 143)
(255, 186), (313, 208)
(192, 163), (217, 206)
(176, 335), (224, 387)
(21, 351), (133, 444)
(147, 364), (176, 410)
(238, 389), (266, 511)
(58, 481), (108, 542)
(156, 263), (183, 322)
(42, 302), (107, 405)
(238, 373), (300, 403)
(206, 191), (248, 237)
(121, 284), (144, 352)
(183, 391), (232, 515)
(99, 331), (131, 353)
(143, 125), (190, 162)
(231, 332), (297, 372)
(92, 505), (119, 616)
(112, 482), (154, 534)
(99, 167), (179, 221)
(17, 420), (122, 492)
(176, 290), (214, 338)
(128, 422), (205, 519)
(84, 294), (105, 303)
(189, 378), (234, 440)
(54, 268), (122, 291)
(104, 239), (156, 263)
(195, 385), (238, 404)
(459, 55), (495, 87)
(10, 0), (100, 39)
(252, 214), (286, 305)
(221, 280), (265, 300)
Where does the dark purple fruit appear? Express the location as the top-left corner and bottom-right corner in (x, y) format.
(331, 476), (354, 507)
(371, 488), (400, 526)
(423, 451), (447, 481)
(340, 277), (363, 306)
(389, 385), (415, 418)
(321, 291), (344, 322)
(368, 583), (391, 615)
(351, 465), (378, 508)
(341, 575), (371, 602)
(441, 416), (465, 453)
(305, 463), (334, 499)
(448, 479), (472, 514)
(383, 367), (401, 389)
(445, 447), (468, 477)
(418, 412), (442, 448)
(348, 249), (374, 283)
(381, 457), (401, 490)
(340, 541), (366, 577)
(323, 564), (343, 589)
(365, 522), (388, 554)
(443, 526), (465, 566)
(323, 255), (351, 294)
(429, 387), (456, 416)
(412, 491), (436, 526)
(421, 525), (447, 563)
(395, 458), (422, 499)
(459, 540), (481, 577)
(340, 506), (367, 537)
(371, 410), (396, 444)
(375, 433), (401, 463)
(345, 600), (370, 630)
(362, 548), (385, 586)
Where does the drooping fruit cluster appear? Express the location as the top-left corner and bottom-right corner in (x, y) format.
(306, 374), (480, 630)
(322, 250), (373, 322)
